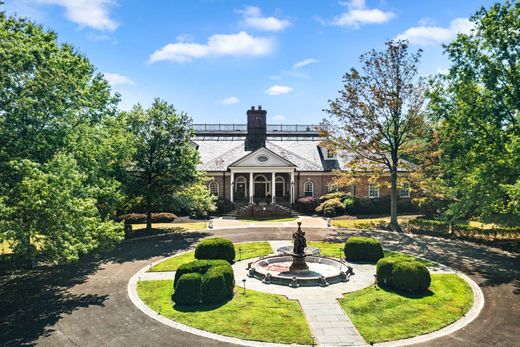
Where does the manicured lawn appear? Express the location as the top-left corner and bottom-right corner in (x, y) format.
(148, 241), (273, 272)
(132, 222), (207, 231)
(307, 241), (435, 266)
(339, 274), (473, 343)
(237, 217), (297, 222)
(137, 281), (313, 344)
(332, 216), (417, 229)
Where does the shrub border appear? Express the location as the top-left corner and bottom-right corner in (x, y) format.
(128, 241), (484, 347)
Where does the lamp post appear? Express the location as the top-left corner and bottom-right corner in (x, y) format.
(239, 248), (242, 260)
(242, 279), (246, 294)
(338, 247), (343, 260)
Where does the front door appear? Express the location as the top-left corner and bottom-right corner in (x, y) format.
(275, 182), (284, 198)
(254, 183), (266, 198)
(236, 182), (246, 200)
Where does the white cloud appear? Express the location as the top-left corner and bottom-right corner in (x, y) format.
(149, 31), (274, 63)
(293, 58), (318, 69)
(270, 114), (286, 122)
(265, 85), (293, 96)
(219, 96), (240, 105)
(37, 0), (118, 31)
(331, 0), (394, 28)
(237, 6), (291, 32)
(395, 18), (474, 46)
(104, 72), (135, 86)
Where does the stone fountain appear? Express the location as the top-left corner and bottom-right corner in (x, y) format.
(247, 222), (354, 287)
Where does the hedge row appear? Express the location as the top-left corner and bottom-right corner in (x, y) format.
(195, 238), (235, 263)
(294, 197), (318, 215)
(344, 236), (384, 262)
(173, 260), (234, 305)
(376, 258), (431, 292)
(407, 219), (520, 239)
(120, 212), (177, 224)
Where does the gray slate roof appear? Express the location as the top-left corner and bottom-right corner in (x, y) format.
(194, 139), (411, 172)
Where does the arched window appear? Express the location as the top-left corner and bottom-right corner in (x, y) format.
(304, 180), (314, 197)
(208, 181), (219, 196)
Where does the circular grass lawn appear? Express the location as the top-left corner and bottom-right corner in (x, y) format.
(137, 281), (313, 345)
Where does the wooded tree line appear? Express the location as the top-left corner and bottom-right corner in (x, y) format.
(325, 0), (519, 229)
(0, 10), (213, 264)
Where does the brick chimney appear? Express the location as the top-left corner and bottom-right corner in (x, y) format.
(245, 105), (267, 151)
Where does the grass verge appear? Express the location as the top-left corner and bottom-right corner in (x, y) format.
(339, 274), (473, 343)
(137, 281), (313, 344)
(331, 217), (416, 229)
(148, 241), (273, 272)
(132, 222), (207, 231)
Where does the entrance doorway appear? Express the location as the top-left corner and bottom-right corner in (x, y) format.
(275, 176), (285, 198)
(253, 174), (269, 199)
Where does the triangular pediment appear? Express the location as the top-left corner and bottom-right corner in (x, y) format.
(229, 147), (296, 168)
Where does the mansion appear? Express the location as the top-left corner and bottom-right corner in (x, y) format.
(193, 106), (411, 206)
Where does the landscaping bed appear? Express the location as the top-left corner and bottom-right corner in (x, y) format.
(339, 274), (473, 343)
(137, 281), (313, 345)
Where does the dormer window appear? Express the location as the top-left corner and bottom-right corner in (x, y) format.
(326, 149), (335, 159)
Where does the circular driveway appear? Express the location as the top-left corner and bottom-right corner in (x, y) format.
(1, 226), (519, 346)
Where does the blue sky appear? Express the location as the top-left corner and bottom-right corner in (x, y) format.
(5, 0), (496, 124)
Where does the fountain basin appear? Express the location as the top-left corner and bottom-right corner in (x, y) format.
(248, 255), (353, 287)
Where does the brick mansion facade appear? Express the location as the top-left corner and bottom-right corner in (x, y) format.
(192, 106), (411, 205)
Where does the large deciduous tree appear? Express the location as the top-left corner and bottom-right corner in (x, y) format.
(324, 40), (427, 231)
(428, 0), (519, 224)
(0, 12), (128, 264)
(124, 99), (199, 232)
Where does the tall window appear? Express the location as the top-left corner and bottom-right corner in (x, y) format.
(326, 149), (335, 159)
(304, 181), (314, 197)
(208, 181), (219, 196)
(368, 184), (379, 198)
(400, 182), (410, 198)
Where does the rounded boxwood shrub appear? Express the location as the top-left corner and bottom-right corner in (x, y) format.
(215, 264), (235, 298)
(294, 196), (318, 215)
(195, 238), (235, 263)
(391, 261), (431, 292)
(376, 257), (399, 287)
(172, 272), (202, 306)
(174, 259), (229, 287)
(344, 236), (384, 262)
(201, 266), (228, 304)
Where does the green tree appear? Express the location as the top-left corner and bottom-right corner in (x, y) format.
(0, 154), (123, 264)
(0, 12), (129, 263)
(173, 173), (217, 218)
(324, 40), (427, 231)
(124, 99), (199, 232)
(428, 0), (520, 224)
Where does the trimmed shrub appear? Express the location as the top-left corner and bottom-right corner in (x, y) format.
(195, 238), (235, 263)
(391, 261), (431, 292)
(294, 196), (318, 215)
(215, 198), (235, 215)
(344, 236), (384, 262)
(174, 259), (229, 287)
(120, 212), (177, 224)
(376, 257), (399, 287)
(201, 266), (228, 304)
(319, 191), (351, 203)
(213, 264), (235, 298)
(315, 198), (345, 217)
(172, 272), (202, 306)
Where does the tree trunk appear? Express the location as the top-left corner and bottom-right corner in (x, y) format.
(146, 196), (152, 233)
(390, 168), (402, 232)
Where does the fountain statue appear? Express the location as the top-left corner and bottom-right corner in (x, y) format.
(289, 222), (309, 272)
(248, 221), (352, 287)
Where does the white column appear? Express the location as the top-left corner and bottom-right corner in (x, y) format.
(271, 172), (276, 204)
(290, 170), (295, 203)
(249, 171), (254, 204)
(230, 171), (234, 203)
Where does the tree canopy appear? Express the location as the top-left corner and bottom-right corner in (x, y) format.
(124, 99), (200, 231)
(428, 0), (519, 224)
(324, 40), (427, 230)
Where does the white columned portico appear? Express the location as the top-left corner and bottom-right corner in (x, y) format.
(249, 172), (254, 204)
(230, 170), (234, 203)
(271, 171), (276, 204)
(290, 170), (295, 203)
